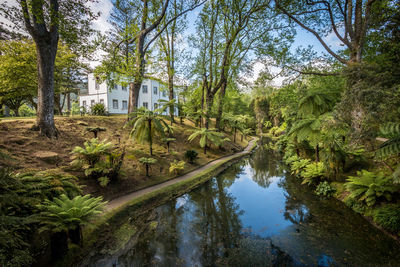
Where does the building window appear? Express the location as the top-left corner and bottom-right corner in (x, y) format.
(122, 86), (127, 91)
(162, 90), (167, 97)
(91, 100), (95, 106)
(143, 102), (148, 109)
(82, 100), (86, 107)
(153, 86), (158, 95)
(114, 84), (118, 90)
(100, 99), (104, 104)
(154, 103), (158, 110)
(95, 81), (100, 90)
(142, 85), (148, 93)
(113, 99), (118, 109)
(122, 100), (128, 110)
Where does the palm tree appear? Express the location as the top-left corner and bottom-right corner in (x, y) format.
(127, 108), (172, 156)
(37, 194), (106, 257)
(188, 128), (229, 154)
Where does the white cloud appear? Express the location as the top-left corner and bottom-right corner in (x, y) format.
(90, 0), (113, 34)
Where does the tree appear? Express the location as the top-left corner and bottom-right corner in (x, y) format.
(138, 157), (157, 176)
(127, 108), (172, 155)
(111, 0), (205, 114)
(188, 128), (228, 154)
(169, 160), (185, 175)
(275, 0), (380, 66)
(37, 194), (106, 257)
(1, 0), (97, 137)
(0, 39), (37, 115)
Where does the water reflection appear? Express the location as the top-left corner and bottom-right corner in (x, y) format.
(84, 142), (400, 267)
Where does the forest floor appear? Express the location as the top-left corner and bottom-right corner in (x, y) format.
(0, 115), (248, 200)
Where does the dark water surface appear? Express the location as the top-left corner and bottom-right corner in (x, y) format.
(85, 143), (400, 267)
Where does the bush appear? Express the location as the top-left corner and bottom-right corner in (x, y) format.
(344, 196), (367, 214)
(345, 170), (397, 206)
(373, 204), (400, 233)
(184, 150), (198, 164)
(91, 103), (106, 116)
(70, 139), (124, 186)
(169, 160), (185, 175)
(315, 181), (336, 197)
(301, 162), (326, 186)
(18, 104), (36, 117)
(290, 158), (311, 176)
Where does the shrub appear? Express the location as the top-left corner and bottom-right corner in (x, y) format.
(345, 170), (397, 206)
(315, 181), (336, 197)
(70, 139), (124, 186)
(91, 103), (106, 116)
(18, 104), (36, 117)
(290, 158), (311, 176)
(169, 160), (185, 175)
(373, 204), (400, 233)
(301, 162), (326, 186)
(344, 196), (367, 214)
(184, 150), (198, 163)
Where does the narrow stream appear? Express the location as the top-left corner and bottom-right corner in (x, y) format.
(85, 141), (400, 266)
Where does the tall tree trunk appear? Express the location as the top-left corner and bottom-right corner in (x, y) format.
(148, 119), (153, 156)
(205, 93), (213, 130)
(36, 41), (58, 138)
(128, 35), (145, 114)
(215, 81), (227, 131)
(315, 144), (320, 162)
(233, 127), (236, 143)
(67, 93), (71, 114)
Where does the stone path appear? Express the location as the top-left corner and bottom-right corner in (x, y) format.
(105, 138), (257, 211)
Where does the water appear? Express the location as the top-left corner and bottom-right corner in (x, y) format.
(84, 142), (400, 267)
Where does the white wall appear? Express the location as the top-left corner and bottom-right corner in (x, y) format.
(80, 74), (180, 115)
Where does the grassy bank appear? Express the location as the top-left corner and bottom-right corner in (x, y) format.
(0, 116), (248, 200)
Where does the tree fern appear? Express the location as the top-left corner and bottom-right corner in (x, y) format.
(345, 170), (397, 206)
(169, 160), (185, 175)
(188, 128), (229, 154)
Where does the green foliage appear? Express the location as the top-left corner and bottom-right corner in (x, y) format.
(376, 122), (400, 158)
(169, 160), (185, 175)
(290, 158), (310, 176)
(71, 138), (113, 168)
(188, 128), (229, 154)
(70, 139), (124, 186)
(345, 170), (397, 206)
(91, 103), (106, 116)
(373, 204), (400, 233)
(184, 150), (198, 163)
(18, 104), (36, 117)
(344, 196), (367, 214)
(315, 181), (336, 197)
(127, 108), (172, 155)
(15, 170), (82, 202)
(301, 162), (326, 186)
(36, 194), (106, 233)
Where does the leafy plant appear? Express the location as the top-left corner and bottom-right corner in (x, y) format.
(184, 150), (198, 164)
(162, 137), (176, 153)
(376, 122), (400, 183)
(373, 204), (400, 233)
(290, 158), (311, 176)
(344, 196), (367, 214)
(18, 104), (36, 117)
(91, 103), (106, 116)
(345, 170), (397, 206)
(301, 162), (326, 186)
(36, 194), (106, 256)
(139, 157), (157, 177)
(127, 108), (172, 155)
(70, 139), (124, 186)
(169, 160), (185, 175)
(315, 181), (336, 197)
(188, 128), (229, 154)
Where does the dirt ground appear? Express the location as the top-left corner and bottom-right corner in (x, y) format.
(0, 116), (248, 200)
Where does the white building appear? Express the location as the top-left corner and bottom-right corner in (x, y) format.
(79, 73), (179, 115)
